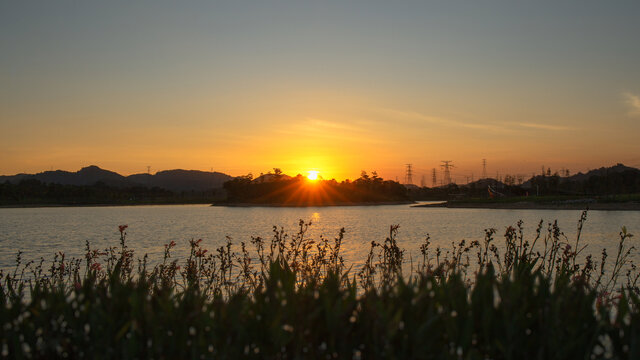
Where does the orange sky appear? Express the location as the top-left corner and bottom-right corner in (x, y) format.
(2, 2), (640, 182)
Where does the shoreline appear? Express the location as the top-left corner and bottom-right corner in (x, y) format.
(211, 200), (415, 208)
(0, 202), (214, 209)
(412, 201), (640, 211)
(0, 201), (416, 209)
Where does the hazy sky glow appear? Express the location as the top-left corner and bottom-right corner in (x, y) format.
(2, 1), (640, 182)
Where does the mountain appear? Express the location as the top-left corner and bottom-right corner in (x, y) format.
(252, 173), (293, 183)
(0, 166), (128, 187)
(521, 163), (640, 189)
(0, 166), (233, 192)
(128, 169), (232, 192)
(565, 163), (640, 183)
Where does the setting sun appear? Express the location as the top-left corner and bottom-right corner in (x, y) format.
(307, 171), (319, 181)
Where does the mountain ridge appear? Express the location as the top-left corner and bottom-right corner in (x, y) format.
(0, 166), (233, 192)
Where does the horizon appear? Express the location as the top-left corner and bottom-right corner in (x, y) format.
(2, 2), (640, 181)
(2, 161), (636, 185)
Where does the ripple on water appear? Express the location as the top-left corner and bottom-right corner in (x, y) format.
(1, 204), (638, 273)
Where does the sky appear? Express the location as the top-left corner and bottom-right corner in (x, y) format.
(2, 1), (640, 183)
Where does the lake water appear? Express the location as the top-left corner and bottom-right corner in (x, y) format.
(1, 204), (639, 274)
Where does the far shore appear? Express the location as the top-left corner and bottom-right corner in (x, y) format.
(412, 201), (640, 211)
(211, 200), (415, 208)
(0, 202), (214, 209)
(0, 200), (416, 209)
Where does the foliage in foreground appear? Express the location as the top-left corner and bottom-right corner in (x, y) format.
(1, 212), (639, 359)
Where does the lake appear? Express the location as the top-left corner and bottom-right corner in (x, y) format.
(1, 204), (639, 274)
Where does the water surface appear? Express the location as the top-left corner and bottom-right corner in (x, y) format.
(1, 204), (638, 273)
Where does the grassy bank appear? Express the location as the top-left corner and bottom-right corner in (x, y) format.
(409, 194), (640, 210)
(1, 214), (639, 358)
(453, 194), (640, 204)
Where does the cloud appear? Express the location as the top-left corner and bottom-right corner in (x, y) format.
(274, 118), (387, 145)
(518, 122), (572, 131)
(623, 92), (640, 116)
(305, 118), (362, 132)
(376, 107), (581, 134)
(374, 108), (509, 132)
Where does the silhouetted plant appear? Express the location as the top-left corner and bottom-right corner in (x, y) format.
(1, 211), (639, 358)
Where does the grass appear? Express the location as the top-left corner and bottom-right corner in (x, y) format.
(450, 193), (640, 205)
(1, 212), (639, 359)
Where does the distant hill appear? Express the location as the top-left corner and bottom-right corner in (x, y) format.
(0, 166), (129, 188)
(0, 166), (233, 192)
(565, 163), (640, 182)
(252, 173), (293, 183)
(128, 169), (232, 192)
(521, 163), (640, 190)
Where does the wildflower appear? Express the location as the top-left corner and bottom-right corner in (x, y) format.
(119, 225), (128, 233)
(196, 249), (208, 257)
(90, 263), (102, 271)
(596, 291), (622, 310)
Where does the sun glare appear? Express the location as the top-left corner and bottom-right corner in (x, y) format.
(307, 171), (319, 181)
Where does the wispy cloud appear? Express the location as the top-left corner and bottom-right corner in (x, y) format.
(377, 107), (578, 133)
(375, 108), (509, 132)
(305, 118), (362, 132)
(623, 92), (640, 116)
(518, 122), (572, 131)
(274, 118), (387, 144)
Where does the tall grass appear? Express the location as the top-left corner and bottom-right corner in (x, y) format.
(1, 211), (639, 359)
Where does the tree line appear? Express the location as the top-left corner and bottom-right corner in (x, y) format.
(222, 171), (409, 205)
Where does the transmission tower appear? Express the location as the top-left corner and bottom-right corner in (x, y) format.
(432, 168), (437, 187)
(404, 164), (413, 185)
(147, 166), (151, 174)
(420, 174), (426, 187)
(482, 159), (487, 179)
(441, 161), (454, 185)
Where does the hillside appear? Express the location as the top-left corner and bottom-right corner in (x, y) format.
(0, 166), (232, 192)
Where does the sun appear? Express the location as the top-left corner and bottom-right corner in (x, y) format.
(307, 170), (319, 181)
